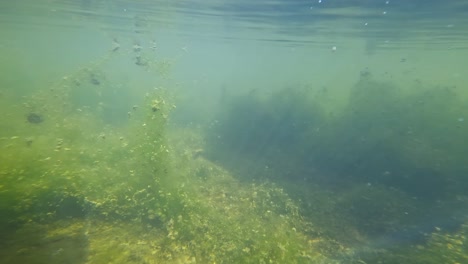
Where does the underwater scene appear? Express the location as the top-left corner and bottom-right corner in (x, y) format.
(1, 0), (468, 263)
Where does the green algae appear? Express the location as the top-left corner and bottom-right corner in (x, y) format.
(0, 61), (335, 263)
(1, 38), (467, 264)
(205, 71), (468, 263)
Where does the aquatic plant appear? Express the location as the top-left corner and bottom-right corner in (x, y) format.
(0, 65), (338, 263)
(204, 72), (468, 263)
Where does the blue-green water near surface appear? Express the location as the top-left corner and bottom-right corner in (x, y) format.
(1, 1), (468, 263)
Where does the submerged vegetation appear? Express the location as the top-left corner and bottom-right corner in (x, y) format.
(1, 31), (467, 264)
(2, 0), (468, 262)
(206, 72), (468, 262)
(1, 56), (334, 263)
(1, 58), (467, 263)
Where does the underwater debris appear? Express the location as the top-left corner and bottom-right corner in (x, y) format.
(359, 68), (371, 79)
(25, 137), (33, 147)
(133, 41), (142, 52)
(150, 40), (157, 51)
(135, 55), (148, 67)
(27, 113), (43, 124)
(89, 73), (100, 85)
(151, 99), (164, 112)
(111, 38), (120, 52)
(55, 138), (64, 151)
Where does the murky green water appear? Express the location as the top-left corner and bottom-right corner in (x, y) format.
(1, 1), (467, 263)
